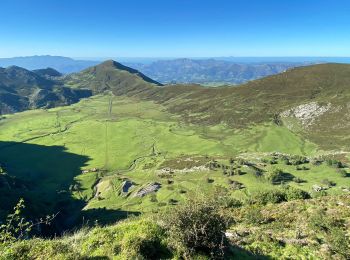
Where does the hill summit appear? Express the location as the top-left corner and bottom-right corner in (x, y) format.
(63, 60), (162, 94)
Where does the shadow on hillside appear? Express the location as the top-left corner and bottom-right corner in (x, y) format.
(0, 141), (139, 236)
(81, 207), (141, 227)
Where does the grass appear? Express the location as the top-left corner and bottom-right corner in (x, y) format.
(0, 94), (349, 225)
(1, 195), (349, 259)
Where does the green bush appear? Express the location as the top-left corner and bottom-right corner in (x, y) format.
(265, 168), (285, 184)
(283, 186), (310, 201)
(252, 190), (286, 205)
(251, 186), (309, 205)
(161, 197), (230, 258)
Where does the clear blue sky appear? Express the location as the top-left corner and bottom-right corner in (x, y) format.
(0, 0), (350, 58)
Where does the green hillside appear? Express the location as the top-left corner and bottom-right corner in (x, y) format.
(0, 61), (350, 258)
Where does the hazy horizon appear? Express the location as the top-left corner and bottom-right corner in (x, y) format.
(2, 55), (350, 65)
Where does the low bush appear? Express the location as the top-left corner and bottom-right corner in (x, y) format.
(161, 197), (230, 258)
(251, 186), (310, 205)
(265, 168), (285, 184)
(283, 186), (310, 201)
(252, 190), (286, 205)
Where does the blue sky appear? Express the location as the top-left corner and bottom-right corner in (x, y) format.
(0, 0), (350, 58)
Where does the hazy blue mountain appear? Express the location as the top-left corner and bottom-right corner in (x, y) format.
(0, 56), (99, 74)
(125, 58), (314, 84)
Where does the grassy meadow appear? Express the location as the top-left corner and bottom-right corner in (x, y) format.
(0, 94), (349, 222)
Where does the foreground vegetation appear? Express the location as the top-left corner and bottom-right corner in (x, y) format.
(1, 193), (349, 259)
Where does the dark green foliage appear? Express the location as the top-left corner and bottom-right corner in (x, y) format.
(0, 199), (55, 244)
(265, 168), (293, 184)
(251, 186), (310, 205)
(162, 197), (230, 258)
(289, 155), (309, 165)
(327, 159), (346, 168)
(149, 194), (158, 203)
(0, 66), (91, 114)
(252, 190), (287, 205)
(206, 177), (214, 183)
(269, 159), (278, 165)
(283, 186), (310, 201)
(168, 199), (178, 205)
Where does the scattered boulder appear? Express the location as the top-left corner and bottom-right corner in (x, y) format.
(134, 182), (161, 197)
(312, 184), (327, 192)
(82, 168), (99, 174)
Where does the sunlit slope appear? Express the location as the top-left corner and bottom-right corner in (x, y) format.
(0, 95), (318, 171)
(65, 62), (350, 150)
(0, 95), (325, 217)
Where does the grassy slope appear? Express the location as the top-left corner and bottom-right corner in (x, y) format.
(2, 195), (349, 259)
(0, 94), (349, 221)
(64, 62), (350, 150)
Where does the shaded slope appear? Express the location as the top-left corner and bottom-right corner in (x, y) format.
(0, 66), (92, 114)
(33, 67), (63, 78)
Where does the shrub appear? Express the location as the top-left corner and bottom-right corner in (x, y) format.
(206, 178), (214, 183)
(265, 169), (285, 184)
(251, 186), (309, 205)
(290, 155), (309, 165)
(283, 159), (291, 165)
(283, 186), (310, 201)
(162, 197), (230, 258)
(251, 190), (287, 205)
(269, 159), (278, 165)
(168, 199), (178, 205)
(149, 194), (158, 203)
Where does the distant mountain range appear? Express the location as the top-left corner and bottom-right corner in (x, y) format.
(0, 56), (99, 74)
(0, 55), (317, 84)
(125, 59), (314, 84)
